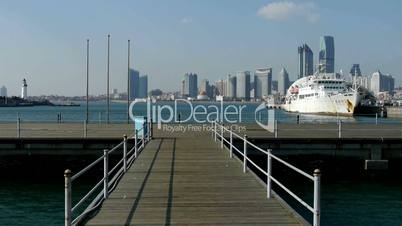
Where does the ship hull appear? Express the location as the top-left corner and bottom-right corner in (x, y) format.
(282, 92), (361, 116)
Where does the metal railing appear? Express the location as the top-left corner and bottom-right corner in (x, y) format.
(64, 120), (153, 226)
(212, 121), (321, 226)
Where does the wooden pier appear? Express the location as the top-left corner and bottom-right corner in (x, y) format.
(85, 130), (306, 226)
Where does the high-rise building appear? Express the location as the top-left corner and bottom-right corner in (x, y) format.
(350, 64), (362, 77)
(298, 44), (314, 78)
(182, 73), (198, 98)
(272, 80), (278, 93)
(278, 68), (290, 95)
(21, 79), (28, 99)
(138, 75), (148, 98)
(236, 71), (251, 100)
(318, 36), (335, 73)
(199, 79), (212, 98)
(254, 68), (272, 99)
(129, 69), (140, 100)
(0, 86), (7, 97)
(215, 79), (227, 97)
(370, 70), (395, 94)
(226, 74), (236, 99)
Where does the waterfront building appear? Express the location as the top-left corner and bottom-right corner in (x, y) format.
(138, 75), (148, 98)
(199, 79), (212, 98)
(254, 68), (272, 99)
(298, 44), (314, 78)
(318, 36), (335, 73)
(215, 79), (227, 97)
(350, 64), (362, 77)
(0, 86), (7, 97)
(21, 79), (28, 99)
(236, 71), (251, 100)
(129, 69), (140, 100)
(278, 68), (290, 96)
(272, 80), (278, 93)
(370, 70), (395, 94)
(182, 73), (198, 98)
(226, 74), (237, 99)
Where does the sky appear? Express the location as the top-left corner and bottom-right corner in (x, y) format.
(0, 0), (401, 96)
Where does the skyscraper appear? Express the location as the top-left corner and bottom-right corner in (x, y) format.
(199, 79), (212, 98)
(215, 79), (227, 97)
(254, 68), (272, 99)
(138, 75), (148, 98)
(298, 44), (314, 78)
(278, 68), (289, 95)
(370, 70), (395, 94)
(236, 71), (251, 100)
(0, 86), (7, 97)
(129, 69), (140, 100)
(350, 64), (362, 77)
(318, 36), (335, 73)
(182, 73), (198, 98)
(226, 74), (237, 99)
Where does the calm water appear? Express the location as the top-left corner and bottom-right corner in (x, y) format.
(1, 101), (402, 225)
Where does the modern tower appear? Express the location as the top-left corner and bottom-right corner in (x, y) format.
(182, 73), (198, 98)
(350, 64), (362, 77)
(236, 71), (251, 100)
(226, 74), (237, 99)
(254, 68), (272, 99)
(129, 69), (140, 100)
(0, 86), (7, 97)
(21, 79), (28, 99)
(298, 44), (314, 78)
(138, 75), (148, 98)
(278, 68), (289, 95)
(318, 36), (335, 73)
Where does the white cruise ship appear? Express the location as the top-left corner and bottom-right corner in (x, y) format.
(281, 73), (362, 116)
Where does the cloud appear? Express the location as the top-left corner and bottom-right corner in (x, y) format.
(180, 18), (192, 24)
(257, 1), (319, 23)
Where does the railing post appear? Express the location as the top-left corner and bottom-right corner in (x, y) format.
(243, 135), (247, 173)
(84, 120), (87, 138)
(103, 149), (109, 199)
(17, 117), (21, 139)
(134, 130), (138, 158)
(221, 123), (224, 149)
(229, 128), (233, 158)
(123, 135), (127, 172)
(313, 169), (321, 226)
(338, 120), (341, 139)
(214, 122), (217, 142)
(375, 113), (378, 125)
(267, 149), (272, 199)
(149, 120), (153, 140)
(64, 169), (72, 226)
(142, 123), (145, 148)
(274, 120), (278, 138)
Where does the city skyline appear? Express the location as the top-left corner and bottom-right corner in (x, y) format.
(0, 0), (401, 96)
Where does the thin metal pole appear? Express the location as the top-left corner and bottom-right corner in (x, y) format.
(103, 149), (109, 199)
(134, 130), (138, 158)
(107, 34), (110, 124)
(274, 120), (278, 138)
(267, 149), (272, 198)
(221, 123), (224, 149)
(229, 128), (233, 158)
(142, 122), (145, 148)
(338, 120), (341, 139)
(17, 117), (21, 138)
(243, 135), (247, 173)
(83, 120), (87, 138)
(123, 135), (127, 172)
(86, 39), (90, 124)
(64, 169), (72, 226)
(313, 169), (321, 226)
(127, 39), (131, 124)
(214, 122), (217, 142)
(375, 113), (378, 125)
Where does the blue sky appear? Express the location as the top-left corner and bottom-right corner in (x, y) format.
(0, 0), (401, 96)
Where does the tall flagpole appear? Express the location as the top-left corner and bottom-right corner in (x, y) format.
(86, 39), (90, 124)
(107, 34), (110, 124)
(127, 39), (131, 124)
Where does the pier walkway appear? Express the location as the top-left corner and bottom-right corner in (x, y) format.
(85, 130), (306, 226)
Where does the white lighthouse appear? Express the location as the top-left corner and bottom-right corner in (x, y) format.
(21, 79), (28, 99)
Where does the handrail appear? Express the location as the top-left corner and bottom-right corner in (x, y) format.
(64, 120), (153, 226)
(212, 121), (321, 226)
